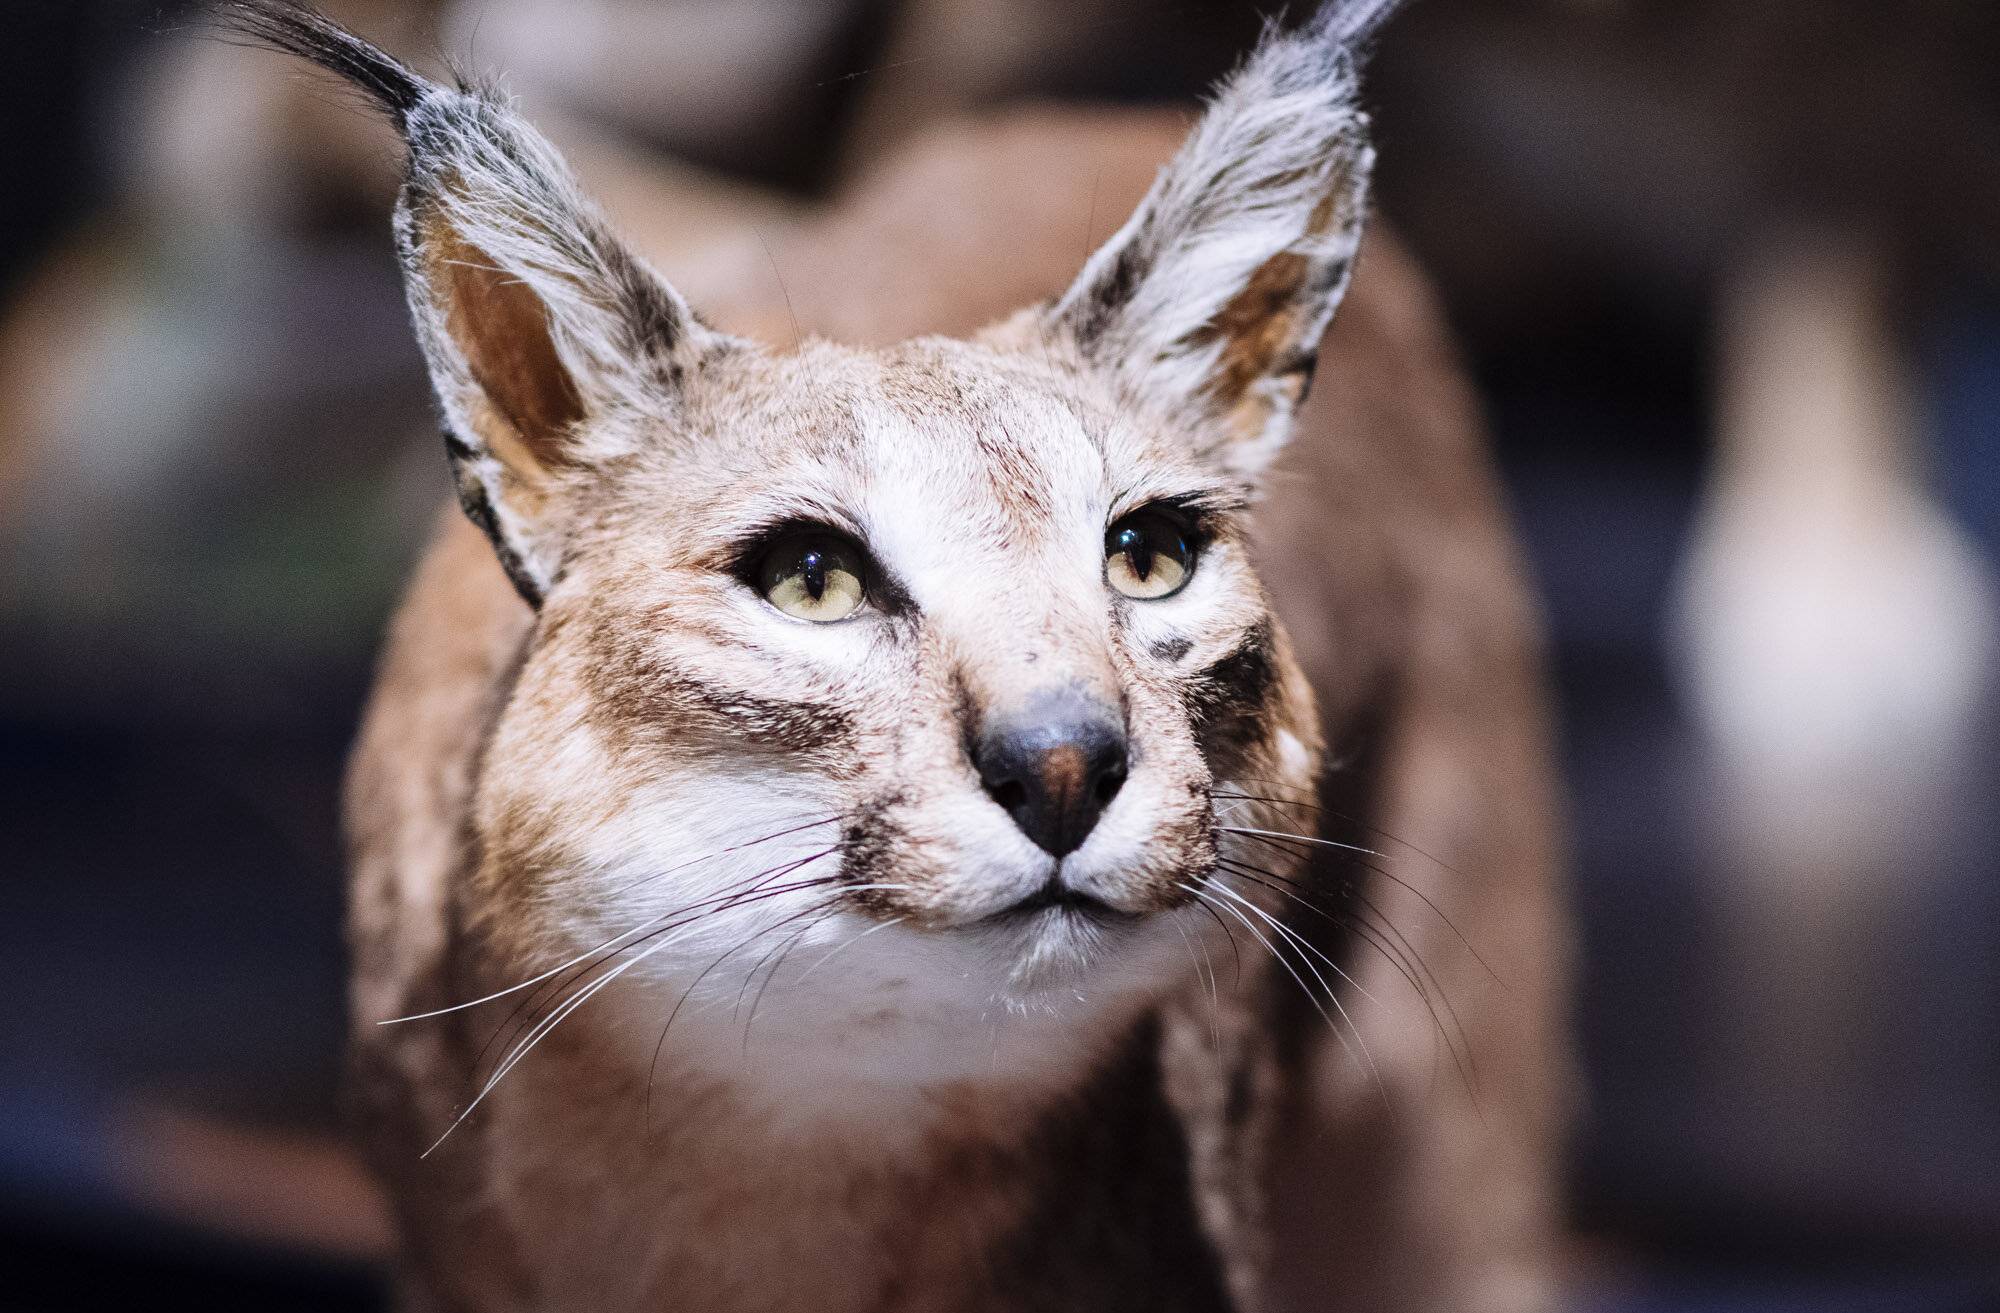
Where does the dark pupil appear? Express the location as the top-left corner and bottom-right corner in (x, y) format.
(1113, 526), (1155, 581)
(799, 549), (827, 600)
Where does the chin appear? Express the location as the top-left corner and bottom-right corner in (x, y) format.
(983, 899), (1195, 1012)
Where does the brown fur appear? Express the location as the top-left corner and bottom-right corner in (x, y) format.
(425, 222), (584, 478)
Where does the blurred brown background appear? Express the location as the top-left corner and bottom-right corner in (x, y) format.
(1, 0), (1996, 1308)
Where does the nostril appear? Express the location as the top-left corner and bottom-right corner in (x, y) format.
(989, 778), (1028, 815)
(1093, 759), (1126, 806)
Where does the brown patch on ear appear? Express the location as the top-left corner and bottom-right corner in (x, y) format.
(1184, 182), (1360, 444)
(1193, 187), (1351, 442)
(423, 217), (585, 486)
(1202, 250), (1314, 427)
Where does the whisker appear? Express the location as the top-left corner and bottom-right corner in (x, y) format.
(735, 906), (911, 1052)
(1220, 824), (1504, 986)
(382, 816), (841, 1026)
(727, 880), (912, 1027)
(599, 815), (842, 902)
(793, 911), (907, 986)
(474, 853), (840, 1086)
(1217, 855), (1482, 1102)
(735, 895), (856, 1051)
(1219, 822), (1388, 861)
(1182, 884), (1244, 987)
(1174, 920), (1222, 1050)
(451, 860), (843, 1131)
(1207, 871), (1378, 1007)
(1218, 783), (1480, 886)
(1216, 787), (1508, 1053)
(1214, 856), (1431, 1005)
(1347, 883), (1482, 1099)
(642, 870), (898, 1119)
(486, 868), (841, 1085)
(1180, 880), (1387, 1110)
(1202, 879), (1386, 1095)
(736, 896), (845, 1018)
(651, 898), (820, 1079)
(424, 887), (760, 1158)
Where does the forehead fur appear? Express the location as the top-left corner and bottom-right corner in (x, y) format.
(590, 333), (1235, 566)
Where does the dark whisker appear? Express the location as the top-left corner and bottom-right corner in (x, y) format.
(1219, 781), (1479, 886)
(1212, 855), (1413, 993)
(1208, 871), (1377, 1007)
(1182, 883), (1245, 987)
(735, 896), (850, 1053)
(642, 863), (850, 1122)
(1359, 895), (1482, 1103)
(1174, 921), (1223, 1050)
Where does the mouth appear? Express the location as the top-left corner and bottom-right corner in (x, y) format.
(981, 878), (1170, 996)
(985, 881), (1136, 928)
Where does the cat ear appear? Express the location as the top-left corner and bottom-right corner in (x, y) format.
(221, 2), (734, 604)
(1049, 1), (1394, 481)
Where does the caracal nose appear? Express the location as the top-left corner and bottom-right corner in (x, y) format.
(974, 693), (1128, 857)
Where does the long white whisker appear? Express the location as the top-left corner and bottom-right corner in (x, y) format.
(1208, 877), (1379, 1008)
(429, 854), (843, 1153)
(1180, 880), (1386, 1107)
(380, 820), (840, 1025)
(793, 914), (907, 985)
(422, 915), (698, 1157)
(1217, 824), (1388, 860)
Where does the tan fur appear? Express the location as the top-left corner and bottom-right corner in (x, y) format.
(346, 102), (1568, 1313)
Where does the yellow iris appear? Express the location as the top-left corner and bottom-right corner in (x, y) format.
(759, 534), (866, 622)
(1105, 511), (1195, 600)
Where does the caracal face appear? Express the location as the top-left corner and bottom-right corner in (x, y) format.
(227, 0), (1374, 1065)
(479, 333), (1317, 1050)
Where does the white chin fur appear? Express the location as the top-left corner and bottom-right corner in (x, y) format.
(542, 780), (1209, 1129)
(590, 897), (1200, 1130)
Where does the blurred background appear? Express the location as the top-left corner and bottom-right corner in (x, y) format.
(2, 0), (1996, 1308)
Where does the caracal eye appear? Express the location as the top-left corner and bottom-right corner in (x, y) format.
(1105, 508), (1195, 600)
(758, 532), (867, 622)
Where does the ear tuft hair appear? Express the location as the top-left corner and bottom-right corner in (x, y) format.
(216, 0), (733, 606)
(212, 0), (433, 120)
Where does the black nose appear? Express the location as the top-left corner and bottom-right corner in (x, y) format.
(975, 697), (1128, 857)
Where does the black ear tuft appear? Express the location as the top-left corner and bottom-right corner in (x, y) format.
(212, 0), (733, 609)
(210, 0), (433, 121)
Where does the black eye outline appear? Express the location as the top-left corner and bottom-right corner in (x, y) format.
(1105, 503), (1200, 600)
(747, 525), (873, 623)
